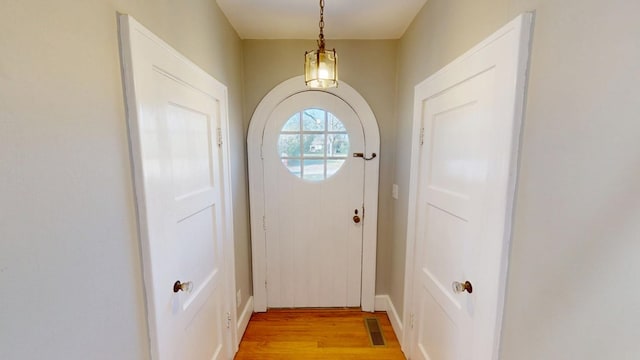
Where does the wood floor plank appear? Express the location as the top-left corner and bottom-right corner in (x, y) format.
(234, 309), (406, 359)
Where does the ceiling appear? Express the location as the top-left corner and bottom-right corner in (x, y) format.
(216, 0), (428, 40)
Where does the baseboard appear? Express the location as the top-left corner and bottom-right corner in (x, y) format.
(374, 295), (403, 344)
(236, 296), (253, 344)
(374, 294), (388, 311)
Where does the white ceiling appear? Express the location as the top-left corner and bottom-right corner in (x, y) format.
(216, 0), (428, 40)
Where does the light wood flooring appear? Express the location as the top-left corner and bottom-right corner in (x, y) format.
(234, 308), (406, 359)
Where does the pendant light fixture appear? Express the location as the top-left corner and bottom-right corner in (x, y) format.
(304, 0), (338, 88)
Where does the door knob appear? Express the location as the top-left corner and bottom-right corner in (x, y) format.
(353, 209), (361, 224)
(452, 281), (473, 294)
(173, 280), (193, 293)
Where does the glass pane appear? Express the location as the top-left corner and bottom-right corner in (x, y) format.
(328, 113), (346, 131)
(302, 108), (325, 131)
(281, 158), (301, 178)
(278, 107), (348, 181)
(278, 134), (301, 157)
(303, 134), (325, 157)
(327, 134), (349, 157)
(326, 159), (346, 178)
(303, 159), (325, 181)
(282, 113), (300, 131)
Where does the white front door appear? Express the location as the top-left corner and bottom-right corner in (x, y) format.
(119, 16), (235, 360)
(405, 14), (532, 360)
(262, 91), (365, 307)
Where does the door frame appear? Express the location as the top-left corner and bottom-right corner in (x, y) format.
(401, 13), (533, 358)
(248, 76), (380, 312)
(118, 15), (238, 358)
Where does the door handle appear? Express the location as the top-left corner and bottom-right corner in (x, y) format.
(353, 152), (377, 161)
(173, 280), (193, 293)
(452, 281), (473, 294)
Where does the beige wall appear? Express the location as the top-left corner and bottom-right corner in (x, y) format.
(242, 39), (398, 295)
(395, 0), (640, 358)
(0, 1), (249, 359)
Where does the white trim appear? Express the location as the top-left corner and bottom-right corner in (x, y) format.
(236, 296), (253, 347)
(248, 76), (380, 312)
(374, 295), (404, 348)
(118, 15), (238, 360)
(218, 85), (239, 355)
(401, 13), (533, 359)
(374, 295), (389, 311)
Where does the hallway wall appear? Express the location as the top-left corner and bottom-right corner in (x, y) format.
(0, 1), (248, 359)
(394, 0), (640, 358)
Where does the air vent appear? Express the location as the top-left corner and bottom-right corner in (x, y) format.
(364, 317), (386, 347)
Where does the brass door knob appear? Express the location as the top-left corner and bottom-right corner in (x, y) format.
(452, 281), (473, 294)
(173, 280), (193, 293)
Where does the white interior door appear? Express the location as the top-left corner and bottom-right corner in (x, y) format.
(262, 91), (365, 308)
(404, 14), (532, 360)
(119, 16), (235, 360)
(411, 72), (493, 360)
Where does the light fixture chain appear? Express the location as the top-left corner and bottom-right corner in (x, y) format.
(318, 0), (325, 49)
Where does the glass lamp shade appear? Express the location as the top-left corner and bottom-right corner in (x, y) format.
(304, 48), (338, 89)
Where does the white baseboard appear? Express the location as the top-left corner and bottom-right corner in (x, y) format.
(236, 296), (253, 345)
(374, 295), (403, 345)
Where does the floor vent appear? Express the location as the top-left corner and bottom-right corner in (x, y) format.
(364, 317), (386, 347)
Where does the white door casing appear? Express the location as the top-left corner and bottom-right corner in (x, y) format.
(248, 76), (380, 312)
(119, 15), (237, 360)
(263, 91), (364, 307)
(402, 14), (533, 360)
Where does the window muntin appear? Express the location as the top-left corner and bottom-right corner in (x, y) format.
(278, 108), (350, 181)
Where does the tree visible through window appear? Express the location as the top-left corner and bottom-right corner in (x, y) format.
(278, 108), (349, 181)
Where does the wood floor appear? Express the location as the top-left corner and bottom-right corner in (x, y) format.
(234, 308), (406, 359)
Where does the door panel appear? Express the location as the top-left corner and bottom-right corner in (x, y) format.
(406, 14), (532, 360)
(120, 16), (232, 360)
(154, 69), (226, 360)
(263, 91), (364, 308)
(412, 72), (490, 360)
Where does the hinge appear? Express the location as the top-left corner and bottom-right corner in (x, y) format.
(262, 215), (267, 231)
(217, 127), (223, 147)
(225, 311), (231, 329)
(410, 313), (415, 329)
(260, 144), (264, 159)
(419, 127), (425, 146)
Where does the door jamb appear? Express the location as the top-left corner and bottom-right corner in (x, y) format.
(248, 76), (380, 312)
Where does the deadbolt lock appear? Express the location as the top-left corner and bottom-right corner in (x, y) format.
(353, 209), (361, 224)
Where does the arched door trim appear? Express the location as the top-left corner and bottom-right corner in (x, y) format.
(247, 76), (380, 312)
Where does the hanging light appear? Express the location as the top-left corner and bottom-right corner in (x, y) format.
(304, 0), (338, 88)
